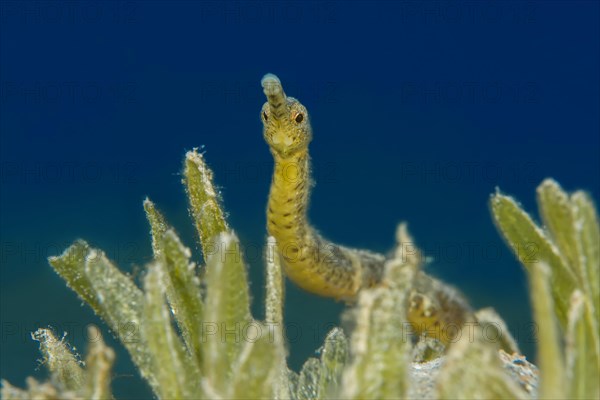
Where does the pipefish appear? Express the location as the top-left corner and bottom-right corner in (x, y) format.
(261, 73), (474, 343)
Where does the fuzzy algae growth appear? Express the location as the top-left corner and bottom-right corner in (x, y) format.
(1, 75), (599, 400)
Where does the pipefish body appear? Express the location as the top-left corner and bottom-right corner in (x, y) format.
(261, 73), (473, 343)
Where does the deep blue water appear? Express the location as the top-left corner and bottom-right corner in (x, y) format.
(1, 1), (598, 398)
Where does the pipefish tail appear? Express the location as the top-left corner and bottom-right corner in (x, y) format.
(261, 73), (474, 343)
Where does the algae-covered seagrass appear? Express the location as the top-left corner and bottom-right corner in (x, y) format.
(2, 75), (598, 400)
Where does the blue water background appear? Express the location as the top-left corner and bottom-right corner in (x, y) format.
(1, 1), (598, 398)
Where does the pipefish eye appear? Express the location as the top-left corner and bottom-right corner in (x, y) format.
(262, 110), (268, 122)
(293, 112), (304, 123)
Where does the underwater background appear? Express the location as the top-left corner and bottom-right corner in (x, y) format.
(1, 1), (598, 398)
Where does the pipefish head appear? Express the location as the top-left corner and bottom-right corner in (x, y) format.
(261, 73), (312, 158)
